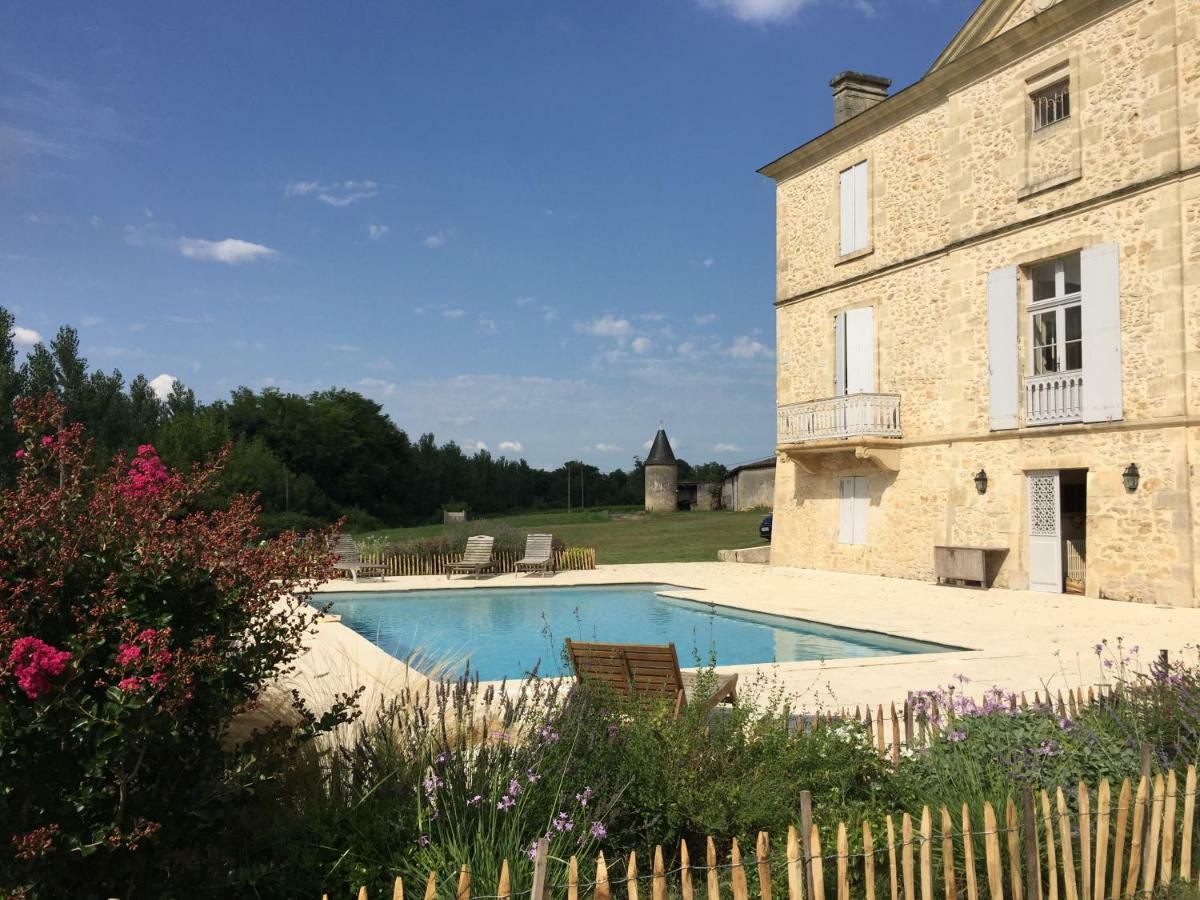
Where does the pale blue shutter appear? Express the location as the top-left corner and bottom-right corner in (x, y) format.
(838, 478), (854, 544)
(834, 312), (846, 396)
(853, 162), (869, 251)
(987, 266), (1020, 430)
(839, 168), (855, 255)
(1081, 243), (1122, 422)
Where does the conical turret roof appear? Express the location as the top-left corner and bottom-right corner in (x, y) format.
(645, 428), (676, 466)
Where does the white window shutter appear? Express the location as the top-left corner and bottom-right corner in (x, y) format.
(844, 307), (875, 394)
(834, 312), (846, 396)
(839, 169), (855, 255)
(853, 162), (869, 251)
(838, 478), (854, 544)
(853, 476), (869, 545)
(986, 266), (1019, 430)
(1081, 243), (1122, 422)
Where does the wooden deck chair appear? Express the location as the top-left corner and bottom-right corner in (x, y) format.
(330, 534), (387, 582)
(565, 639), (738, 716)
(515, 533), (555, 576)
(445, 535), (496, 579)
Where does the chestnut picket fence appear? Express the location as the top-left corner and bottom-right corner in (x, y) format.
(357, 547), (597, 577)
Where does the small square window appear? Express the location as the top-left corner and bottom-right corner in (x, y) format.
(1032, 79), (1070, 131)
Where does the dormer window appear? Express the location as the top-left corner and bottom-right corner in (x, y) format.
(1032, 79), (1070, 130)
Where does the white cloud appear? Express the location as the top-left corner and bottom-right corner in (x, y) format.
(694, 0), (812, 23)
(26, 212), (71, 225)
(498, 441), (524, 453)
(702, 258), (715, 269)
(442, 308), (466, 319)
(80, 315), (103, 327)
(639, 312), (667, 322)
(149, 373), (177, 400)
(630, 336), (652, 354)
(423, 231), (447, 248)
(367, 357), (395, 372)
(477, 317), (498, 335)
(730, 335), (772, 360)
(12, 326), (40, 346)
(694, 313), (718, 326)
(178, 237), (279, 265)
(594, 442), (622, 452)
(89, 215), (102, 229)
(577, 315), (632, 340)
(542, 305), (557, 322)
(462, 440), (489, 454)
(357, 377), (397, 397)
(332, 343), (361, 353)
(286, 179), (378, 207)
(714, 443), (743, 453)
(515, 296), (535, 306)
(367, 223), (389, 241)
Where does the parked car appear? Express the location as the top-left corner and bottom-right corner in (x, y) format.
(759, 514), (772, 542)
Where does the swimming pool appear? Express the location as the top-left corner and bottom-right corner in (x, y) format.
(321, 584), (960, 680)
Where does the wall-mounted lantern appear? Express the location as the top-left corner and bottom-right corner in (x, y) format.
(974, 469), (988, 495)
(1122, 462), (1140, 493)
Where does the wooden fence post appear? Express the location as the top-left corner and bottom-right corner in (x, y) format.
(681, 840), (694, 900)
(652, 846), (667, 900)
(1022, 788), (1043, 900)
(596, 852), (610, 900)
(425, 871), (438, 900)
(961, 804), (978, 900)
(758, 832), (773, 900)
(939, 808), (957, 900)
(707, 837), (720, 900)
(801, 790), (816, 900)
(863, 821), (876, 900)
(731, 839), (749, 900)
(456, 865), (471, 900)
(531, 839), (549, 900)
(1007, 797), (1025, 900)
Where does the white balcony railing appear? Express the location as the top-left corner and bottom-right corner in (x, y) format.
(777, 393), (902, 444)
(1025, 371), (1083, 426)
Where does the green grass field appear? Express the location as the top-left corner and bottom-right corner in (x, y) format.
(359, 508), (768, 565)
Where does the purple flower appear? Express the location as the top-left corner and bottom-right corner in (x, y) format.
(498, 795), (516, 811)
(527, 769), (543, 784)
(539, 724), (561, 743)
(1058, 717), (1073, 730)
(947, 730), (967, 743)
(589, 821), (607, 840)
(508, 778), (523, 797)
(1104, 660), (1114, 669)
(526, 841), (540, 861)
(468, 794), (483, 807)
(1094, 644), (1104, 656)
(575, 787), (594, 807)
(607, 723), (619, 739)
(417, 835), (431, 847)
(422, 774), (444, 796)
(435, 751), (449, 765)
(553, 812), (574, 832)
(1034, 740), (1060, 757)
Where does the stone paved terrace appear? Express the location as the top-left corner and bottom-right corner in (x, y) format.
(296, 563), (1200, 713)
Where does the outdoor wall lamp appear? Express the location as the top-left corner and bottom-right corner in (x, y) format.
(974, 469), (988, 495)
(1123, 462), (1140, 493)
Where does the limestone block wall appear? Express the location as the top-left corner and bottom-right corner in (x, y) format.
(771, 423), (1196, 604)
(645, 465), (678, 512)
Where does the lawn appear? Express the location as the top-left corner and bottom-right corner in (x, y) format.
(359, 508), (768, 564)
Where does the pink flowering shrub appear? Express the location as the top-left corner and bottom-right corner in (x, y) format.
(0, 395), (356, 896)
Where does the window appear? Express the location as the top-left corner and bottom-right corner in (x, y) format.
(838, 476), (868, 545)
(1027, 253), (1082, 375)
(1032, 79), (1070, 130)
(838, 161), (869, 256)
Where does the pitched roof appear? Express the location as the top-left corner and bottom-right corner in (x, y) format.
(927, 0), (1030, 73)
(645, 429), (676, 466)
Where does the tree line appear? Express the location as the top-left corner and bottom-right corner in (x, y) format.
(0, 309), (728, 531)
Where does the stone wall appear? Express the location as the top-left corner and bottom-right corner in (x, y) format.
(722, 466), (777, 510)
(645, 464), (678, 512)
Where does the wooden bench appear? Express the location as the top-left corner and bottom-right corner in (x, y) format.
(934, 545), (1007, 589)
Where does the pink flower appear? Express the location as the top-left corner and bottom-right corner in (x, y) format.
(7, 637), (71, 700)
(14, 449), (24, 459)
(117, 447), (171, 500)
(39, 435), (52, 447)
(116, 643), (143, 667)
(148, 672), (168, 689)
(135, 628), (159, 643)
(117, 676), (143, 693)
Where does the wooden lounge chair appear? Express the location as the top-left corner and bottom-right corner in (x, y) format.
(445, 535), (496, 579)
(565, 639), (738, 716)
(331, 534), (387, 583)
(515, 533), (555, 576)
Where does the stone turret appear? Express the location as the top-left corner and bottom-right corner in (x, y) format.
(644, 428), (678, 512)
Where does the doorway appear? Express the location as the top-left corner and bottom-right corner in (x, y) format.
(1027, 468), (1087, 594)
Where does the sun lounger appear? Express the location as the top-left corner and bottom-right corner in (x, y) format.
(331, 534), (387, 582)
(515, 533), (555, 576)
(445, 534), (496, 579)
(565, 639), (738, 716)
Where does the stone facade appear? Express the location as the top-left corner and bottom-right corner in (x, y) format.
(721, 460), (778, 510)
(645, 466), (679, 512)
(761, 0), (1200, 604)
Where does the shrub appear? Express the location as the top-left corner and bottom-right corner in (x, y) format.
(0, 395), (356, 896)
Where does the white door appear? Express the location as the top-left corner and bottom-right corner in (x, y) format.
(1028, 470), (1063, 593)
(838, 476), (868, 545)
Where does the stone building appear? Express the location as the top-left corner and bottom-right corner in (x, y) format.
(644, 428), (679, 512)
(760, 0), (1200, 603)
(721, 458), (778, 511)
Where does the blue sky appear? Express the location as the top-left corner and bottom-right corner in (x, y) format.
(1, 0), (974, 471)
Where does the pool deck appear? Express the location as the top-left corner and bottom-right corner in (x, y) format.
(302, 562), (1200, 712)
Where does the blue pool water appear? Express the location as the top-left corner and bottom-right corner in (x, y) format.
(322, 584), (959, 680)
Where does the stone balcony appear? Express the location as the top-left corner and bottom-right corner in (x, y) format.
(777, 394), (903, 473)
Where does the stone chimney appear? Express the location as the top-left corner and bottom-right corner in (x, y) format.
(830, 71), (892, 126)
